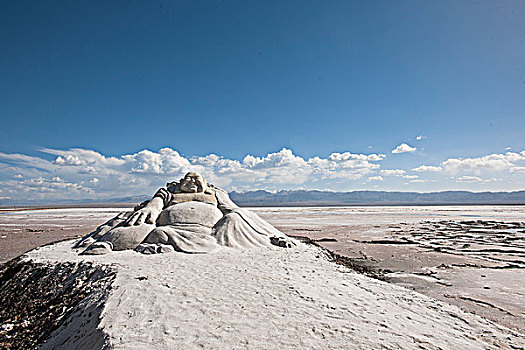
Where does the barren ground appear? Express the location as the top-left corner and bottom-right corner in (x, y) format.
(1, 205), (524, 335)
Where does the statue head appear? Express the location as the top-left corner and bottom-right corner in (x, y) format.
(179, 172), (208, 193)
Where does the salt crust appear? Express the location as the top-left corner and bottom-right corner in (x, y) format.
(27, 240), (523, 350)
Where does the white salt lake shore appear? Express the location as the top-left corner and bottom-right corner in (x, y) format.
(1, 205), (525, 349)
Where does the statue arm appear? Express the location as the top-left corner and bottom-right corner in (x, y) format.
(124, 189), (167, 226)
(208, 184), (239, 214)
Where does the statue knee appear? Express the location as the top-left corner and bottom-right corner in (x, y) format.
(143, 228), (170, 244)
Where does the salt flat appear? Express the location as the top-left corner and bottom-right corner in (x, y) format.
(2, 205), (523, 232)
(252, 205), (525, 226)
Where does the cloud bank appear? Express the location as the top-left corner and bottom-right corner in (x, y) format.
(441, 152), (525, 174)
(0, 148), (385, 202)
(1, 147), (524, 203)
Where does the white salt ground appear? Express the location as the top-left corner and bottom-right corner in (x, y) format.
(26, 240), (523, 350)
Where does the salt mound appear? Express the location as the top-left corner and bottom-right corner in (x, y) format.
(1, 240), (523, 349)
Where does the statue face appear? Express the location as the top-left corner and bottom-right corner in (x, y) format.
(179, 172), (207, 193)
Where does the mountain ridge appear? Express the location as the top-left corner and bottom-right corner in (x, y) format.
(229, 189), (525, 206)
(2, 190), (525, 207)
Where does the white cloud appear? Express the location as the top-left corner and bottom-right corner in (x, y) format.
(0, 152), (56, 171)
(442, 152), (525, 174)
(366, 176), (384, 182)
(41, 148), (125, 167)
(380, 169), (405, 176)
(457, 176), (483, 183)
(416, 135), (426, 140)
(408, 179), (428, 183)
(122, 148), (190, 174)
(243, 148), (309, 170)
(412, 165), (443, 172)
(2, 147), (523, 201)
(391, 143), (416, 154)
(455, 176), (501, 184)
(237, 148), (312, 185)
(80, 166), (97, 174)
(307, 151), (383, 179)
(378, 170), (418, 180)
(1, 176), (93, 200)
(328, 152), (385, 162)
(0, 147), (388, 200)
(55, 155), (84, 166)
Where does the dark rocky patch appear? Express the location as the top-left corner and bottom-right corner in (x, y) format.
(0, 258), (115, 349)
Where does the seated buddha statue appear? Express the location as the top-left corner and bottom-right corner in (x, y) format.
(77, 172), (293, 254)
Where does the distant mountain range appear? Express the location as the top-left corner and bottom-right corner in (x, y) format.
(229, 190), (525, 206)
(0, 195), (151, 207)
(2, 191), (525, 208)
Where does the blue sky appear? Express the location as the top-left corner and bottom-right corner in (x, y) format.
(1, 1), (524, 202)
